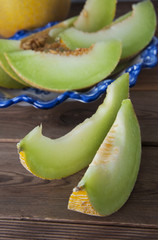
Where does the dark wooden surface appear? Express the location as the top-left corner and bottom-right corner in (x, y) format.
(0, 1), (158, 239)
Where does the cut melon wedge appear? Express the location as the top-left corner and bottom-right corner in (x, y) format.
(74, 0), (117, 32)
(0, 39), (29, 86)
(60, 0), (157, 59)
(0, 16), (77, 88)
(20, 16), (77, 49)
(5, 40), (122, 91)
(68, 99), (141, 216)
(17, 73), (129, 180)
(0, 66), (25, 89)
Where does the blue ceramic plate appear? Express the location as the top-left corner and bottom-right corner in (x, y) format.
(0, 22), (157, 109)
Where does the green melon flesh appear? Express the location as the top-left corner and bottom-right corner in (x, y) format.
(75, 99), (141, 216)
(60, 0), (157, 59)
(0, 16), (77, 88)
(21, 16), (77, 44)
(17, 73), (129, 179)
(74, 0), (117, 32)
(5, 40), (121, 91)
(0, 39), (29, 86)
(0, 66), (25, 89)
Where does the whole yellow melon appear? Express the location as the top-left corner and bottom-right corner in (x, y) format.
(0, 0), (71, 38)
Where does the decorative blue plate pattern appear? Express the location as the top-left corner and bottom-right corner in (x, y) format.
(0, 22), (157, 109)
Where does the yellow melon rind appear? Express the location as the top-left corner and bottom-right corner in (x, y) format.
(68, 188), (100, 216)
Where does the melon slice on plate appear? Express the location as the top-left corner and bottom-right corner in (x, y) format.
(60, 0), (157, 60)
(0, 66), (24, 89)
(5, 40), (122, 92)
(0, 16), (77, 88)
(20, 16), (77, 50)
(0, 39), (29, 86)
(73, 0), (117, 32)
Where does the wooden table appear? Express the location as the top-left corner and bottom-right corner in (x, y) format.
(0, 1), (158, 239)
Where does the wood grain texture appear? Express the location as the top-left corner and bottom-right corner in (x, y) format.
(0, 90), (157, 144)
(131, 66), (158, 91)
(0, 219), (158, 240)
(0, 143), (158, 226)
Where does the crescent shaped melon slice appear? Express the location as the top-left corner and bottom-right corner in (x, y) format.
(74, 0), (117, 32)
(17, 73), (129, 180)
(60, 0), (157, 60)
(0, 66), (25, 89)
(68, 99), (141, 216)
(0, 16), (77, 88)
(20, 16), (77, 49)
(5, 40), (122, 92)
(0, 39), (29, 86)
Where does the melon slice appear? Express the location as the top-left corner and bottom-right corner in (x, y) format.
(73, 0), (117, 32)
(0, 16), (77, 88)
(17, 73), (129, 180)
(5, 40), (122, 91)
(0, 39), (29, 86)
(20, 16), (77, 49)
(0, 66), (25, 89)
(60, 0), (157, 59)
(68, 99), (141, 216)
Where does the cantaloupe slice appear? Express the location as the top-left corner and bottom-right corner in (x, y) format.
(5, 40), (122, 91)
(17, 73), (129, 179)
(73, 0), (117, 32)
(60, 0), (157, 59)
(68, 99), (141, 216)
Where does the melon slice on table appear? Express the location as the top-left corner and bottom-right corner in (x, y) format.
(5, 40), (122, 92)
(17, 73), (129, 180)
(68, 99), (141, 216)
(60, 0), (157, 60)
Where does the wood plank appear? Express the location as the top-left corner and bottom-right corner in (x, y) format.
(131, 66), (158, 91)
(0, 97), (102, 141)
(0, 143), (158, 226)
(130, 91), (158, 145)
(0, 90), (157, 144)
(0, 219), (158, 240)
